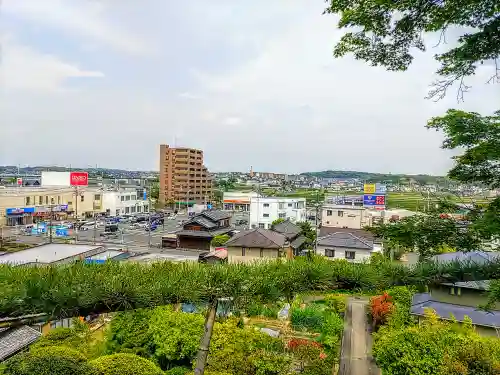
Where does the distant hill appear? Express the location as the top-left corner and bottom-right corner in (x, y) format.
(300, 170), (448, 184)
(0, 166), (158, 179)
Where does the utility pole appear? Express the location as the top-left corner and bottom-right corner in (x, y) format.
(93, 213), (97, 244)
(147, 188), (152, 248)
(49, 204), (54, 244)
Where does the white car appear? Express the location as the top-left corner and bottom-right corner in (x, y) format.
(167, 215), (177, 220)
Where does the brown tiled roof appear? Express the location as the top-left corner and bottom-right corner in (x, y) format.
(225, 228), (286, 249)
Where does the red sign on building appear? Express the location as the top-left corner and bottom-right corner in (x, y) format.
(70, 172), (89, 186)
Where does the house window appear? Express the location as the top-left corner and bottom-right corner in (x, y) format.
(345, 251), (355, 260)
(278, 213), (286, 218)
(327, 210), (333, 216)
(131, 206), (136, 213)
(131, 196), (136, 201)
(80, 195), (84, 202)
(25, 197), (30, 205)
(94, 194), (101, 200)
(260, 248), (264, 257)
(263, 213), (270, 218)
(278, 203), (284, 209)
(325, 249), (335, 257)
(39, 196), (43, 205)
(258, 223), (265, 229)
(121, 196), (125, 202)
(338, 211), (344, 217)
(125, 207), (130, 214)
(45, 196), (48, 204)
(241, 247), (246, 256)
(125, 196), (131, 201)
(287, 203), (292, 207)
(263, 203), (270, 207)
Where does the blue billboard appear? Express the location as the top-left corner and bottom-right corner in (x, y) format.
(143, 189), (147, 200)
(6, 207), (35, 215)
(363, 194), (386, 207)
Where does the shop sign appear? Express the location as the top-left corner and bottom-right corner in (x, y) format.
(6, 207), (35, 215)
(70, 172), (89, 186)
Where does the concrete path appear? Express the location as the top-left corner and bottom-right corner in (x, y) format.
(338, 298), (380, 375)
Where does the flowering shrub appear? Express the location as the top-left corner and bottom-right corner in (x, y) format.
(370, 293), (394, 329)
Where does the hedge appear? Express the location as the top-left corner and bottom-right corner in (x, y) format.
(1, 256), (500, 320)
(89, 353), (164, 375)
(3, 346), (96, 375)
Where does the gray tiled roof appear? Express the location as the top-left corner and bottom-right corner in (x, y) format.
(272, 220), (301, 239)
(318, 227), (376, 242)
(431, 251), (500, 265)
(185, 216), (217, 229)
(225, 228), (286, 249)
(290, 235), (307, 249)
(200, 210), (232, 221)
(317, 232), (373, 250)
(0, 325), (41, 361)
(411, 293), (500, 328)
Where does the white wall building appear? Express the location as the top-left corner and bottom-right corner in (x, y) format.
(102, 189), (149, 217)
(321, 204), (369, 229)
(250, 197), (306, 229)
(223, 191), (260, 211)
(316, 232), (381, 263)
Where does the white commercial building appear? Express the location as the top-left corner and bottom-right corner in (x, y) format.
(249, 197), (306, 229)
(102, 189), (149, 217)
(223, 191), (260, 211)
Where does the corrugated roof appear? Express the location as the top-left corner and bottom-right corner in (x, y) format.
(176, 228), (233, 238)
(317, 232), (373, 250)
(411, 293), (500, 328)
(225, 229), (286, 249)
(0, 325), (41, 361)
(441, 280), (490, 291)
(0, 244), (103, 265)
(431, 251), (500, 265)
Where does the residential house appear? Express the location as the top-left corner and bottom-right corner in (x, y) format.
(225, 228), (292, 263)
(176, 210), (233, 250)
(271, 220), (307, 254)
(249, 197), (306, 229)
(411, 251), (500, 336)
(316, 232), (378, 262)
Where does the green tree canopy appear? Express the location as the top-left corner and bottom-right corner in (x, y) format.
(89, 353), (164, 375)
(210, 234), (230, 247)
(271, 218), (285, 228)
(326, 0), (500, 99)
(4, 346), (97, 375)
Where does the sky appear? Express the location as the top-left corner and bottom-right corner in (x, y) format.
(0, 0), (499, 175)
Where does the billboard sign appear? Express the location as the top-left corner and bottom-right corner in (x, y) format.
(364, 184), (376, 194)
(6, 207), (35, 215)
(143, 189), (147, 201)
(363, 194), (386, 208)
(16, 178), (23, 186)
(70, 172), (88, 186)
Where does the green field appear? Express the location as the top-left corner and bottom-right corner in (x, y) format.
(226, 186), (492, 211)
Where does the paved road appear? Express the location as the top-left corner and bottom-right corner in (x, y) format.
(339, 298), (380, 375)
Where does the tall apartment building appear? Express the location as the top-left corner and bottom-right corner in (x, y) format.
(159, 145), (213, 206)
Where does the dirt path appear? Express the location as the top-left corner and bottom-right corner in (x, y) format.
(338, 298), (380, 375)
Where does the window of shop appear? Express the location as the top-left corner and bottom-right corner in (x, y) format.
(121, 196), (125, 202)
(94, 194), (101, 200)
(80, 195), (84, 202)
(57, 196), (61, 204)
(125, 207), (130, 214)
(25, 197), (30, 205)
(45, 196), (48, 204)
(39, 196), (43, 205)
(131, 206), (136, 213)
(131, 196), (136, 200)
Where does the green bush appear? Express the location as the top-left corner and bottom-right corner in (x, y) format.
(166, 367), (190, 375)
(324, 294), (347, 314)
(291, 305), (324, 331)
(4, 346), (96, 375)
(318, 312), (344, 353)
(385, 286), (415, 308)
(90, 353), (164, 375)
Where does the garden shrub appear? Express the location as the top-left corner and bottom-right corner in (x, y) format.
(385, 286), (415, 308)
(291, 304), (324, 331)
(89, 353), (164, 375)
(324, 294), (347, 314)
(318, 312), (344, 353)
(166, 366), (190, 375)
(369, 292), (393, 329)
(4, 346), (96, 375)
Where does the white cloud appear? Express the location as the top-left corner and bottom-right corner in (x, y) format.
(178, 92), (200, 99)
(3, 0), (153, 56)
(0, 37), (104, 92)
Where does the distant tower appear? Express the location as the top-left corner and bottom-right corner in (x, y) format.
(249, 166), (254, 178)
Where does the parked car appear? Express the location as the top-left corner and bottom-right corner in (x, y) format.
(145, 225), (158, 232)
(167, 215), (177, 220)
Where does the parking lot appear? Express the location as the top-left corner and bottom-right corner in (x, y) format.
(2, 210), (251, 250)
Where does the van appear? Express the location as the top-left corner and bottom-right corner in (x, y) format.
(105, 224), (119, 233)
